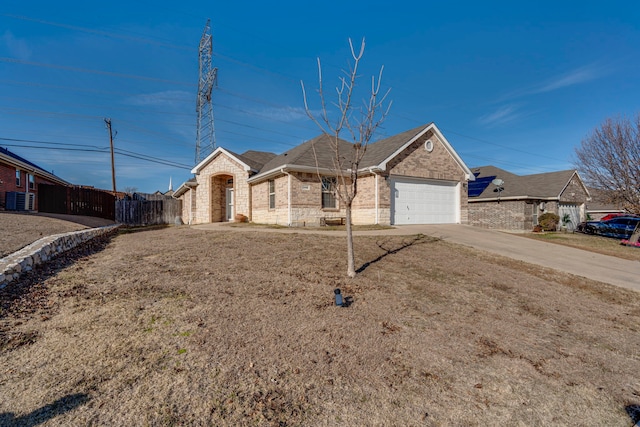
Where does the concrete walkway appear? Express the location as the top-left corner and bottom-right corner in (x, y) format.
(193, 223), (640, 292)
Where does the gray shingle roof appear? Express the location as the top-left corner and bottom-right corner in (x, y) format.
(257, 133), (353, 174)
(235, 150), (276, 171)
(470, 166), (578, 199)
(361, 124), (432, 167)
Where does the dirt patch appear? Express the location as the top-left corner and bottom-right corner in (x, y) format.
(0, 212), (115, 258)
(1, 227), (639, 425)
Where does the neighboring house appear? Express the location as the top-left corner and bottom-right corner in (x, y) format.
(174, 123), (474, 226)
(584, 188), (627, 220)
(0, 147), (70, 211)
(467, 166), (590, 231)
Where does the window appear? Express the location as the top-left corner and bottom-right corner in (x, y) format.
(321, 177), (337, 209)
(15, 169), (21, 187)
(28, 174), (35, 190)
(268, 179), (275, 209)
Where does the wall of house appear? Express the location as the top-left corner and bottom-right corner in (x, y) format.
(250, 175), (290, 225)
(468, 200), (530, 231)
(252, 172), (358, 226)
(177, 189), (196, 225)
(559, 175), (589, 203)
(192, 154), (250, 224)
(385, 130), (470, 224)
(1, 162), (60, 211)
(0, 162), (16, 209)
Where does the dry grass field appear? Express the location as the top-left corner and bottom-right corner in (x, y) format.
(1, 225), (639, 426)
(522, 231), (640, 262)
(0, 212), (115, 258)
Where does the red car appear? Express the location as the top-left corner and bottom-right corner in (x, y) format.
(600, 213), (639, 221)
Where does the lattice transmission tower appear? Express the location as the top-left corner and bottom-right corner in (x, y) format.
(195, 19), (218, 164)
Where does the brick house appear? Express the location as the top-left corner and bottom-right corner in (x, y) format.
(0, 147), (70, 211)
(468, 166), (590, 231)
(175, 123), (474, 226)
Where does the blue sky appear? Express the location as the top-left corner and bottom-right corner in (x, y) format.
(1, 1), (638, 193)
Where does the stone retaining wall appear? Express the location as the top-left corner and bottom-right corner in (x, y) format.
(0, 224), (120, 289)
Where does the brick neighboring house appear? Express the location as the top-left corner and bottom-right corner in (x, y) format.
(468, 166), (590, 231)
(174, 123), (474, 226)
(0, 147), (70, 211)
(584, 188), (628, 220)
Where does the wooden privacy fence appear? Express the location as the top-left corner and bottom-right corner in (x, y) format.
(38, 184), (116, 220)
(115, 194), (181, 226)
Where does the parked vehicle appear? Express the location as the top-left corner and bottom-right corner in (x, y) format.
(599, 213), (639, 221)
(582, 216), (640, 239)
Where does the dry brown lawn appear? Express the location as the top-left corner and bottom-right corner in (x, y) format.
(0, 212), (115, 258)
(1, 226), (640, 426)
(522, 231), (640, 262)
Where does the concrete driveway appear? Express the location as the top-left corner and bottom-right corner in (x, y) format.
(195, 222), (639, 292)
(389, 224), (639, 292)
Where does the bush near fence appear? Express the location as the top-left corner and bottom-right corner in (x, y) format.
(116, 193), (181, 226)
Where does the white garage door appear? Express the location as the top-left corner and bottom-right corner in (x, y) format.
(391, 177), (459, 225)
(558, 203), (581, 231)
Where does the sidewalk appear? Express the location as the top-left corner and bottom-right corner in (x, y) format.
(193, 223), (640, 292)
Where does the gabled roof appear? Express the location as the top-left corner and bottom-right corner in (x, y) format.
(236, 150), (277, 171)
(0, 146), (70, 186)
(248, 134), (353, 182)
(191, 146), (275, 174)
(469, 166), (586, 200)
(360, 124), (430, 167)
(361, 123), (474, 180)
(249, 123), (474, 183)
(173, 177), (197, 198)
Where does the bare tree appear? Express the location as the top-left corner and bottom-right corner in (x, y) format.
(122, 186), (138, 194)
(574, 114), (640, 214)
(301, 38), (391, 278)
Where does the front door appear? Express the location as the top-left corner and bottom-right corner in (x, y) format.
(226, 188), (234, 221)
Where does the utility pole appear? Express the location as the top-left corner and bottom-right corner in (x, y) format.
(195, 19), (218, 164)
(105, 118), (117, 193)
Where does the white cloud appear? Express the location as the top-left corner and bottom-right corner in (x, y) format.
(534, 65), (602, 94)
(256, 106), (311, 122)
(125, 90), (193, 107)
(502, 63), (605, 100)
(478, 104), (523, 127)
(1, 30), (31, 60)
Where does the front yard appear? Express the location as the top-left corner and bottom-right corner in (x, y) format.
(522, 230), (640, 262)
(1, 226), (639, 425)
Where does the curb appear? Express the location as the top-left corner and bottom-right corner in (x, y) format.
(0, 224), (120, 289)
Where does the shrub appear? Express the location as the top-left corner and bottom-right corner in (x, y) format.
(538, 212), (560, 231)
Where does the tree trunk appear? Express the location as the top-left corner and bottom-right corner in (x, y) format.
(345, 205), (356, 278)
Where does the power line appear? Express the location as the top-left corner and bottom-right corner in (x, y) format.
(1, 13), (197, 52)
(0, 138), (192, 169)
(0, 57), (196, 86)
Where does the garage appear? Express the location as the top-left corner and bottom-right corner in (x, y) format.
(558, 203), (581, 231)
(390, 177), (459, 225)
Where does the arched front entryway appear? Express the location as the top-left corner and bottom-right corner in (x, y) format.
(211, 174), (234, 222)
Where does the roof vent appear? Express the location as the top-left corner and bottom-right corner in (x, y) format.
(424, 140), (434, 152)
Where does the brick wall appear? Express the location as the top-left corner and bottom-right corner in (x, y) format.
(192, 153), (250, 224)
(385, 130), (469, 224)
(251, 176), (291, 225)
(560, 175), (589, 204)
(468, 200), (530, 231)
(1, 162), (61, 211)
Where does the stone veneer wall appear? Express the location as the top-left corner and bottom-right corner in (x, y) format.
(192, 153), (250, 224)
(0, 224), (120, 289)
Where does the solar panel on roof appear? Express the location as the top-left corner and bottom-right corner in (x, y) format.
(468, 175), (496, 197)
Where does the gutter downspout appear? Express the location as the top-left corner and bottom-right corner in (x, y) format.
(280, 169), (292, 226)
